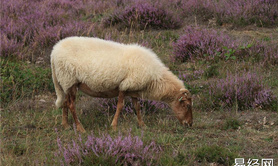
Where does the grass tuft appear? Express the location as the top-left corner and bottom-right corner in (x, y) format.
(0, 59), (54, 106)
(195, 145), (237, 165)
(223, 118), (242, 130)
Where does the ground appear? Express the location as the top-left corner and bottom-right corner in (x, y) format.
(1, 90), (278, 165)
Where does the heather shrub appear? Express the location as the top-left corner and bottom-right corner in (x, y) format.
(204, 65), (219, 79)
(181, 0), (215, 21)
(171, 26), (238, 62)
(249, 41), (278, 66)
(178, 70), (204, 82)
(172, 26), (278, 65)
(140, 99), (169, 114)
(216, 0), (278, 27)
(0, 0), (96, 59)
(103, 2), (181, 30)
(181, 0), (278, 27)
(0, 34), (23, 57)
(95, 98), (168, 114)
(55, 131), (162, 165)
(209, 72), (277, 111)
(94, 98), (133, 114)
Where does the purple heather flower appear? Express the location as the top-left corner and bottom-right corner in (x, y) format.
(209, 72), (276, 110)
(56, 130), (162, 165)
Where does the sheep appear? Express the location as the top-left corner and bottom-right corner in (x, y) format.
(50, 36), (193, 133)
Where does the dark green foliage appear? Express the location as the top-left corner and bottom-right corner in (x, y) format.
(269, 100), (278, 112)
(195, 145), (237, 165)
(13, 144), (27, 156)
(171, 152), (187, 165)
(82, 154), (118, 166)
(204, 65), (219, 79)
(1, 59), (54, 106)
(223, 118), (241, 130)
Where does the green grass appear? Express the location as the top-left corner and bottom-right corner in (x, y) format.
(223, 118), (242, 130)
(204, 64), (219, 79)
(1, 98), (278, 165)
(195, 145), (237, 165)
(0, 59), (54, 107)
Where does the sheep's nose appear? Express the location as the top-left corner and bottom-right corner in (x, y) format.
(182, 120), (193, 127)
(185, 121), (193, 127)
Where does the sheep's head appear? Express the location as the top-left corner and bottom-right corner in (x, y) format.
(171, 88), (193, 127)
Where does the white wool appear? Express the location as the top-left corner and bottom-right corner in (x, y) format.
(51, 37), (176, 107)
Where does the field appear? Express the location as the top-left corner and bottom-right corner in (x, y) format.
(1, 0), (278, 165)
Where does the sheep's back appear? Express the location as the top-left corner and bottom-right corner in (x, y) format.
(51, 37), (166, 92)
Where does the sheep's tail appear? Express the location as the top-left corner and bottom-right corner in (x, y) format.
(51, 55), (65, 108)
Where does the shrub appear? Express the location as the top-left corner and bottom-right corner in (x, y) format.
(195, 145), (237, 165)
(0, 34), (23, 57)
(172, 26), (278, 65)
(103, 2), (181, 30)
(181, 0), (278, 27)
(209, 72), (277, 111)
(249, 41), (278, 66)
(171, 26), (238, 62)
(0, 0), (96, 59)
(55, 131), (162, 165)
(223, 118), (241, 130)
(140, 99), (169, 114)
(95, 97), (168, 114)
(204, 65), (219, 79)
(178, 70), (204, 82)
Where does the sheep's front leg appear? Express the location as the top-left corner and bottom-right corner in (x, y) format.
(132, 97), (145, 127)
(111, 91), (125, 130)
(68, 85), (86, 133)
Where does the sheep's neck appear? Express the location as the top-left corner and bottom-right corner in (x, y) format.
(141, 70), (184, 103)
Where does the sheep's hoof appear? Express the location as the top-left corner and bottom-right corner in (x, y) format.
(62, 123), (71, 130)
(139, 122), (147, 129)
(77, 124), (86, 133)
(111, 125), (117, 131)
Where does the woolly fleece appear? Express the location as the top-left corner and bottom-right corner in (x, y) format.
(51, 37), (184, 107)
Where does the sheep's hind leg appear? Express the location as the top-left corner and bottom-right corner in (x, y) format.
(68, 85), (86, 133)
(132, 97), (145, 128)
(111, 91), (125, 131)
(62, 96), (70, 130)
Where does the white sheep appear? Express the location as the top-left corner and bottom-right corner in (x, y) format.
(51, 36), (193, 133)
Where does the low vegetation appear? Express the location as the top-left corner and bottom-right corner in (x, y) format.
(56, 131), (162, 165)
(209, 72), (277, 111)
(195, 145), (237, 165)
(103, 2), (181, 30)
(1, 0), (278, 165)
